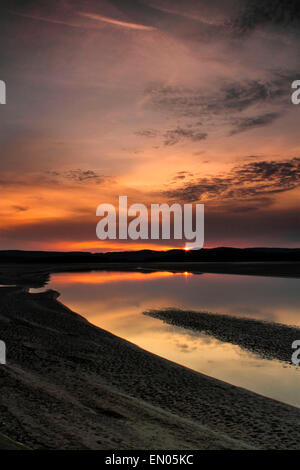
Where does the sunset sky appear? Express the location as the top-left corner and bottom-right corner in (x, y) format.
(1, 0), (300, 251)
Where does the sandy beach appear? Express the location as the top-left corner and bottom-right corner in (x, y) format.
(1, 281), (300, 450)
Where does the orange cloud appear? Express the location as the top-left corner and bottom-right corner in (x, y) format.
(79, 12), (155, 31)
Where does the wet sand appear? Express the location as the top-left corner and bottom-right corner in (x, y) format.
(144, 308), (300, 364)
(1, 285), (300, 449)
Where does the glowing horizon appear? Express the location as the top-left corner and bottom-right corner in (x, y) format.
(1, 1), (300, 251)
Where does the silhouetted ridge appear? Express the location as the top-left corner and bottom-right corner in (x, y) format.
(1, 247), (300, 264)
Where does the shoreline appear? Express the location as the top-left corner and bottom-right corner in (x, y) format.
(0, 261), (300, 289)
(1, 286), (300, 449)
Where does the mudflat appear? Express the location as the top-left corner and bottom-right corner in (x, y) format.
(1, 285), (300, 450)
(144, 308), (300, 364)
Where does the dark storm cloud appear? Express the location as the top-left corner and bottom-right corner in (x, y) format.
(233, 0), (300, 32)
(229, 112), (281, 135)
(165, 158), (300, 204)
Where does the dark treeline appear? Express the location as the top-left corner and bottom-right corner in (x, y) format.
(1, 247), (300, 264)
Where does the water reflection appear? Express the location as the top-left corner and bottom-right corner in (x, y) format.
(44, 270), (300, 408)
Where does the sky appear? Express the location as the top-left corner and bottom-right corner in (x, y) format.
(0, 0), (300, 251)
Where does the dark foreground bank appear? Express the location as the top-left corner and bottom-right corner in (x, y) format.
(1, 286), (300, 450)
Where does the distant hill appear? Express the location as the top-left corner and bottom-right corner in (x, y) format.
(1, 247), (300, 264)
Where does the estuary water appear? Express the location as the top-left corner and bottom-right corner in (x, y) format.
(42, 270), (300, 408)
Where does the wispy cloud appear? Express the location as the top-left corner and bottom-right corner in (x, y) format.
(8, 8), (156, 32)
(229, 112), (281, 135)
(135, 125), (207, 146)
(135, 129), (159, 138)
(7, 10), (85, 29)
(11, 205), (28, 212)
(163, 127), (207, 146)
(164, 158), (300, 205)
(143, 2), (223, 25)
(46, 169), (108, 185)
(145, 76), (289, 118)
(144, 74), (291, 135)
(0, 169), (109, 187)
(79, 12), (156, 31)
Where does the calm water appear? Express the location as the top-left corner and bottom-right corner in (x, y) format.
(42, 270), (300, 408)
